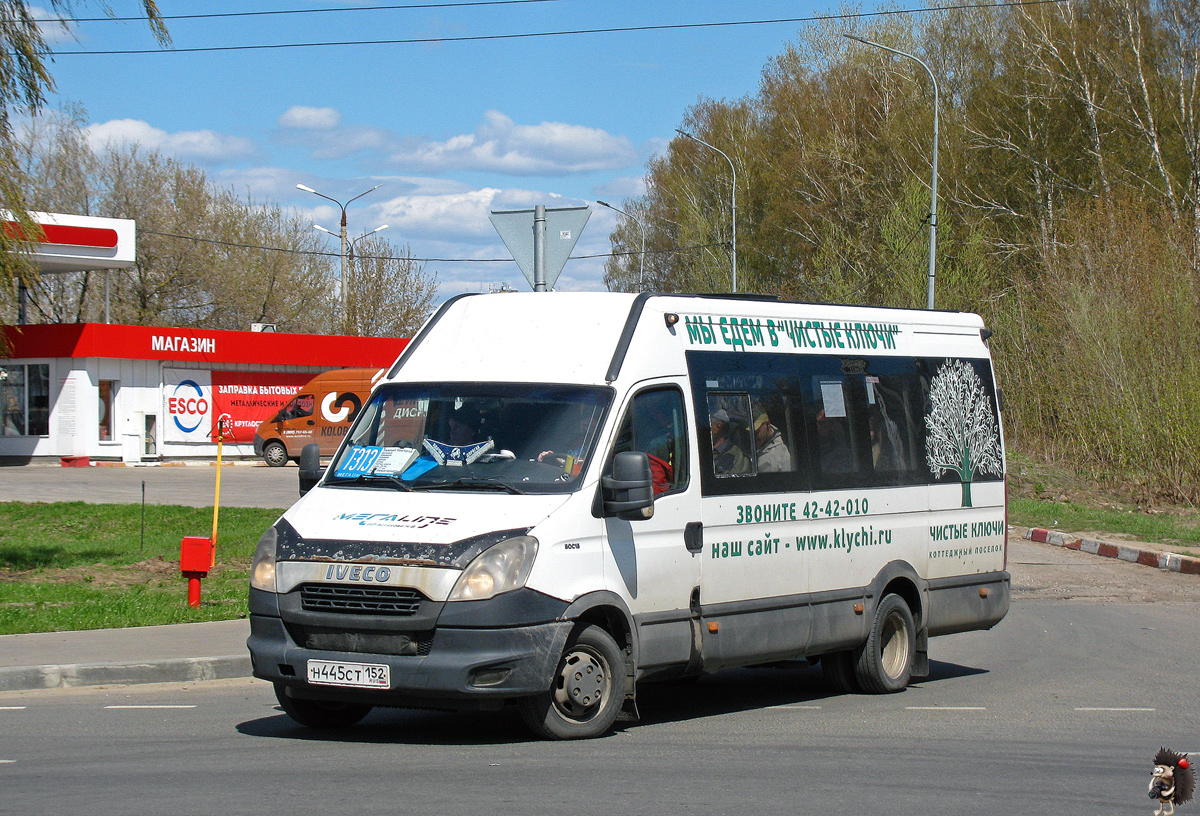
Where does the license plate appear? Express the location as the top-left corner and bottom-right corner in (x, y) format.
(307, 659), (390, 689)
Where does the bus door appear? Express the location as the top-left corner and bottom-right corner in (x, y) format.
(603, 384), (702, 674)
(695, 380), (814, 670)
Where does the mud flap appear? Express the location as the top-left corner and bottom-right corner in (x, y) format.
(912, 628), (930, 677)
(617, 643), (640, 722)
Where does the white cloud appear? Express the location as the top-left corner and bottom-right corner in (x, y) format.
(388, 111), (638, 176)
(85, 119), (256, 162)
(278, 106), (341, 130)
(592, 175), (646, 201)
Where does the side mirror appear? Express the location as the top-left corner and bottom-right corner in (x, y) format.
(602, 451), (655, 520)
(298, 443), (322, 496)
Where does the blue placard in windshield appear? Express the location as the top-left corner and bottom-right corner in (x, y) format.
(335, 446), (384, 478)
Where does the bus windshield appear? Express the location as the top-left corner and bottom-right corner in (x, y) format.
(325, 383), (612, 494)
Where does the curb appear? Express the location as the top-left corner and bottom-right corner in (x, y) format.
(0, 655), (252, 692)
(1025, 528), (1200, 575)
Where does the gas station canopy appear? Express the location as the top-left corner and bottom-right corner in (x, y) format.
(4, 211), (136, 273)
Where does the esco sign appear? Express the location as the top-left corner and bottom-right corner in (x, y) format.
(168, 379), (209, 434)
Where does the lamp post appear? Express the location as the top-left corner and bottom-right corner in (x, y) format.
(596, 200), (646, 290)
(297, 183), (383, 324)
(844, 34), (939, 310)
(675, 129), (737, 293)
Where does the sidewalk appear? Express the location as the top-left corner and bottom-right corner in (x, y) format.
(0, 619), (251, 692)
(0, 529), (1195, 694)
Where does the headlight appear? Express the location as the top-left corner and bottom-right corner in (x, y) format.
(250, 527), (278, 592)
(447, 535), (538, 602)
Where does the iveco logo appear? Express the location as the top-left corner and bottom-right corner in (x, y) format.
(324, 564), (393, 583)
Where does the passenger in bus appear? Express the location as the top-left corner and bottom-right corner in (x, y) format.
(753, 412), (792, 472)
(711, 408), (751, 475)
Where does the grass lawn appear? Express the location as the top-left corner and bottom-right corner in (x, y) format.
(1008, 497), (1200, 556)
(0, 502), (283, 634)
(2, 488), (1197, 636)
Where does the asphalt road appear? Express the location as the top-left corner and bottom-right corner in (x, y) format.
(1, 466), (1197, 813)
(0, 462), (302, 509)
(0, 594), (1196, 815)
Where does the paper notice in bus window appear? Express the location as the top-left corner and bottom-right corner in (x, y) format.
(866, 376), (879, 404)
(374, 447), (420, 475)
(820, 380), (847, 418)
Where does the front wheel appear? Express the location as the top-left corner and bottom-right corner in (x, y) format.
(517, 624), (626, 740)
(854, 594), (916, 694)
(274, 683), (372, 729)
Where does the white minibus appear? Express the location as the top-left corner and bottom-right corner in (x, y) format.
(248, 292), (1009, 739)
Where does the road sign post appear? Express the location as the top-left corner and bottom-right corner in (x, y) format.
(489, 205), (591, 291)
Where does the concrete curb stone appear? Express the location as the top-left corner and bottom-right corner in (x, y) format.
(1025, 527), (1200, 575)
(0, 655), (252, 692)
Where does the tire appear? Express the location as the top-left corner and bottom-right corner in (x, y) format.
(821, 650), (860, 694)
(853, 594), (916, 694)
(263, 440), (289, 468)
(517, 624), (627, 740)
(274, 683), (372, 729)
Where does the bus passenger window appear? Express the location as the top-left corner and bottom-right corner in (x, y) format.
(707, 395), (754, 477)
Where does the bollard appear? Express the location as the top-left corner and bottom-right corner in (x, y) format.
(180, 536), (214, 608)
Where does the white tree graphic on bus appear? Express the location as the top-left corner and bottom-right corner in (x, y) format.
(925, 359), (1004, 508)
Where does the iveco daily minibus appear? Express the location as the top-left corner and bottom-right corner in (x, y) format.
(247, 292), (1010, 739)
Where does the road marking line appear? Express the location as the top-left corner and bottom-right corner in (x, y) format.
(104, 705), (197, 710)
(0, 706), (27, 710)
(770, 705), (822, 710)
(1074, 707), (1156, 712)
(0, 760), (15, 764)
(905, 706), (987, 710)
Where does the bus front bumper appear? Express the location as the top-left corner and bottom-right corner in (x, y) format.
(247, 612), (573, 708)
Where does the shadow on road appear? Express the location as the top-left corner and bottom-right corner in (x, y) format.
(236, 658), (988, 746)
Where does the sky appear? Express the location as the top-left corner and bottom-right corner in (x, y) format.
(36, 0), (864, 301)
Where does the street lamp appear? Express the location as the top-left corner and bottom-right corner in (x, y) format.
(296, 182), (383, 322)
(844, 34), (939, 310)
(596, 200), (646, 290)
(675, 129), (737, 293)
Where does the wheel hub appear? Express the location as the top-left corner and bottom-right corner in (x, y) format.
(553, 649), (607, 719)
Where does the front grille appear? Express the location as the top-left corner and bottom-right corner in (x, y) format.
(300, 584), (424, 615)
(285, 622), (433, 656)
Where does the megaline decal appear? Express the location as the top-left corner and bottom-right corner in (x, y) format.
(924, 359), (1004, 508)
(334, 512), (456, 530)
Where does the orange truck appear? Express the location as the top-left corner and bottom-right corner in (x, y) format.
(253, 368), (384, 466)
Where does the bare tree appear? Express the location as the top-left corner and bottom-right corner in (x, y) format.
(344, 235), (438, 337)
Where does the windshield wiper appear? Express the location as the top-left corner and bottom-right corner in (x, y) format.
(413, 477), (525, 495)
(326, 473), (413, 491)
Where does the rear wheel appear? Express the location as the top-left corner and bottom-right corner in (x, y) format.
(274, 683), (372, 729)
(263, 440), (289, 467)
(518, 624), (626, 740)
(854, 594), (915, 693)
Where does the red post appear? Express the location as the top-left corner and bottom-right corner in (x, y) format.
(180, 536), (214, 608)
(186, 574), (203, 608)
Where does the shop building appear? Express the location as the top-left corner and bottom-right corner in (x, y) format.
(0, 322), (406, 465)
(2, 211), (406, 465)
